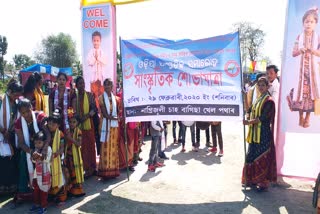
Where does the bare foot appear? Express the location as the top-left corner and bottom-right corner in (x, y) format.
(299, 117), (305, 127)
(303, 120), (310, 128)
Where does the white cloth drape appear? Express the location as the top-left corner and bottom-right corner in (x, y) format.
(21, 111), (39, 184)
(100, 92), (118, 142)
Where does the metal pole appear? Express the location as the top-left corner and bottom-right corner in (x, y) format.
(238, 30), (247, 190)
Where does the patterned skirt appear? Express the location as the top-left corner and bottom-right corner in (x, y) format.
(98, 127), (120, 178)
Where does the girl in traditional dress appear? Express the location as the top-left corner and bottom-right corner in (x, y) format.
(24, 72), (46, 112)
(29, 131), (52, 214)
(0, 81), (23, 195)
(64, 108), (85, 197)
(242, 77), (277, 191)
(49, 72), (71, 132)
(287, 7), (320, 128)
(71, 76), (97, 177)
(47, 109), (67, 204)
(97, 78), (120, 179)
(14, 98), (50, 203)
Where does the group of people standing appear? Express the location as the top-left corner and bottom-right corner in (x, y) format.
(0, 72), (146, 213)
(0, 60), (304, 212)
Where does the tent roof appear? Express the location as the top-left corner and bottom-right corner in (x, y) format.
(20, 64), (72, 76)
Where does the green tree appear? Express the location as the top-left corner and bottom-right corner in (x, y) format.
(13, 54), (35, 70)
(72, 60), (83, 77)
(232, 22), (265, 71)
(35, 33), (78, 68)
(0, 35), (8, 82)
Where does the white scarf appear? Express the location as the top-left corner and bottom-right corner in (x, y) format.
(54, 88), (69, 130)
(21, 111), (39, 184)
(100, 92), (118, 143)
(0, 94), (12, 157)
(296, 31), (320, 100)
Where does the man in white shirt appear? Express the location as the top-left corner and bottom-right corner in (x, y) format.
(266, 65), (280, 140)
(266, 65), (280, 109)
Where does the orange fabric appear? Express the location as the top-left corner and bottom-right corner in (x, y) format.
(49, 186), (67, 202)
(69, 184), (85, 196)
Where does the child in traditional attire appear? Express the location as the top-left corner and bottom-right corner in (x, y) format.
(29, 131), (52, 214)
(47, 109), (67, 204)
(287, 7), (320, 128)
(64, 108), (85, 197)
(87, 31), (108, 102)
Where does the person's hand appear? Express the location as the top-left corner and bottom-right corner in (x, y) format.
(32, 151), (41, 161)
(52, 152), (59, 159)
(41, 148), (48, 160)
(300, 48), (307, 54)
(307, 48), (316, 55)
(243, 120), (250, 125)
(160, 128), (164, 132)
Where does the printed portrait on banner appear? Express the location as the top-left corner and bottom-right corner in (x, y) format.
(81, 4), (116, 103)
(281, 2), (320, 133)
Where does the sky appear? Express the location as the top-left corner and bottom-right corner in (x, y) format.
(0, 0), (287, 67)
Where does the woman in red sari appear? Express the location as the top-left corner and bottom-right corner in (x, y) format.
(72, 76), (97, 177)
(242, 77), (277, 191)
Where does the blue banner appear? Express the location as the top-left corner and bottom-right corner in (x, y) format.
(121, 32), (243, 122)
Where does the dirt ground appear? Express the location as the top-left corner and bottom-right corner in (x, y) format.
(0, 121), (317, 214)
